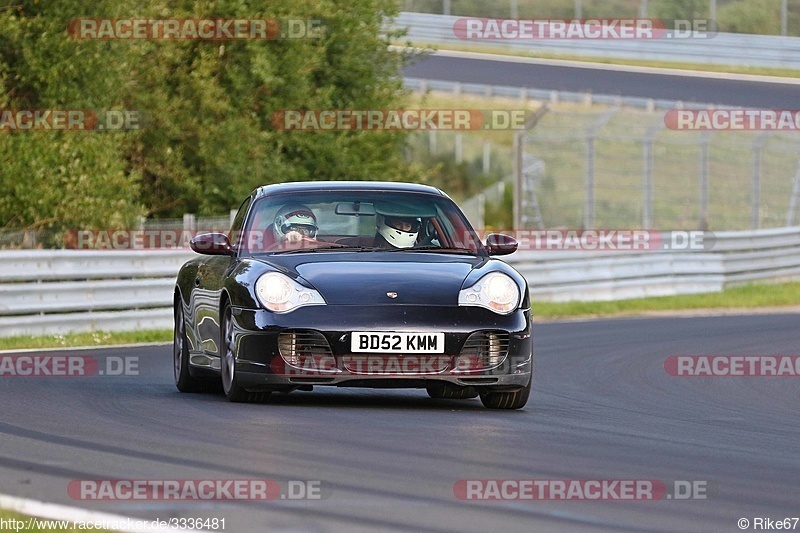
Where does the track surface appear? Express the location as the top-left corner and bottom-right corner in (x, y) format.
(403, 54), (800, 108)
(1, 314), (799, 532)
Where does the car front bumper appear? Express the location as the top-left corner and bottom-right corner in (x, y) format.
(214, 304), (533, 391)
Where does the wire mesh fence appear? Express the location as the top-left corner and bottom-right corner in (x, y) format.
(519, 105), (800, 230)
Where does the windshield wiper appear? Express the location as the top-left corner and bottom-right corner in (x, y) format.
(270, 244), (375, 254)
(383, 245), (476, 254)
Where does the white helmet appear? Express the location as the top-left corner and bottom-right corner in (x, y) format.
(377, 214), (420, 248)
(273, 204), (317, 242)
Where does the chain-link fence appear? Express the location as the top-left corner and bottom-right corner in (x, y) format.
(517, 105), (800, 230)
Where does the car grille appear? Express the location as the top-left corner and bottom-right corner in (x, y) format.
(458, 331), (509, 370)
(278, 330), (334, 367)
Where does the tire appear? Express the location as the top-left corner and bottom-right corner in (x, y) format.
(479, 376), (531, 410)
(220, 302), (271, 403)
(426, 383), (479, 399)
(174, 303), (206, 393)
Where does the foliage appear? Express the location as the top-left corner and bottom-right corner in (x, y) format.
(0, 0), (419, 239)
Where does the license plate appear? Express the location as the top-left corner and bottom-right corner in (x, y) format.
(351, 332), (445, 354)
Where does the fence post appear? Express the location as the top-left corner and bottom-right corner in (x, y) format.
(483, 140), (491, 174)
(229, 209), (237, 228)
(183, 213), (196, 232)
(699, 135), (710, 230)
(513, 131), (523, 231)
(585, 134), (595, 229)
(510, 0), (518, 18)
(642, 136), (654, 227)
(574, 0), (582, 18)
(782, 0), (788, 36)
(443, 0), (451, 16)
(751, 138), (763, 229)
(429, 130), (437, 153)
(455, 133), (463, 163)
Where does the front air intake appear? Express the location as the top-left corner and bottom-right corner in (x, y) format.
(457, 331), (509, 370)
(278, 330), (334, 368)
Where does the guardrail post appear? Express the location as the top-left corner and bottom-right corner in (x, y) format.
(483, 140), (491, 174)
(183, 213), (196, 232)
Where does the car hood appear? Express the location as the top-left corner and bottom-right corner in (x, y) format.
(256, 252), (485, 305)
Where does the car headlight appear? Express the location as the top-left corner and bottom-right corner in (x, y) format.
(255, 272), (325, 313)
(458, 272), (520, 315)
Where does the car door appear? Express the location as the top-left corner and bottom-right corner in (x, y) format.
(192, 196), (252, 361)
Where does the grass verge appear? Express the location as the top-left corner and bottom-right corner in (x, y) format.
(534, 281), (800, 319)
(0, 329), (172, 352)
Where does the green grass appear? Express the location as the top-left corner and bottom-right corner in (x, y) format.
(0, 509), (112, 532)
(0, 329), (171, 351)
(533, 281), (800, 319)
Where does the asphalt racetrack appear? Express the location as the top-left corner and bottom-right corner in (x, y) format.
(0, 314), (798, 532)
(403, 53), (800, 109)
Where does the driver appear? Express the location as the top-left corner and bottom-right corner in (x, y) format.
(374, 214), (421, 249)
(272, 204), (318, 247)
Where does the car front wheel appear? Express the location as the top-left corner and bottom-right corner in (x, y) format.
(479, 376), (531, 410)
(220, 302), (271, 403)
(174, 302), (205, 393)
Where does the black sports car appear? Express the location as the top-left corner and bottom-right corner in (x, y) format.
(173, 181), (533, 409)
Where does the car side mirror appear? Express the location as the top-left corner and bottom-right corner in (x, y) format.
(190, 232), (233, 255)
(485, 233), (518, 256)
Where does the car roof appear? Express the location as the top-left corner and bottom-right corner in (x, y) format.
(253, 181), (446, 199)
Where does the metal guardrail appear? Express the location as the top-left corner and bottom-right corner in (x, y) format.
(2, 226), (800, 336)
(395, 12), (800, 69)
(0, 250), (194, 337)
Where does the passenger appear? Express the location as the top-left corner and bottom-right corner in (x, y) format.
(271, 204), (319, 248)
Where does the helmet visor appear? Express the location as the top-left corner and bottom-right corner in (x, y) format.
(385, 217), (421, 233)
(281, 223), (317, 238)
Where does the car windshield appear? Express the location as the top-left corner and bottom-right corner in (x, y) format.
(239, 190), (484, 255)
